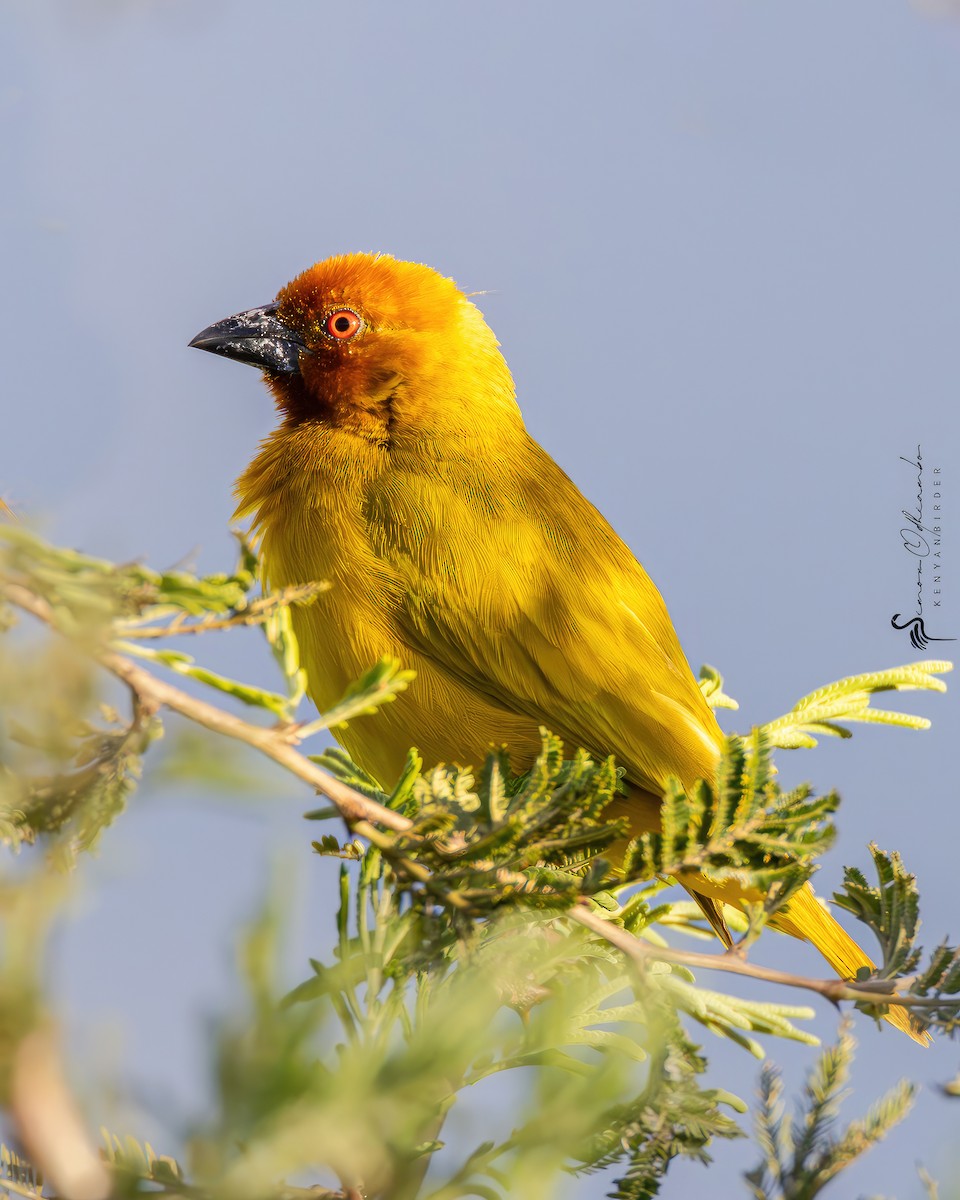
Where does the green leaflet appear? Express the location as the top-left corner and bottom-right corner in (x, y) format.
(762, 661), (952, 748)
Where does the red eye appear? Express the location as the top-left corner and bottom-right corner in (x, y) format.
(324, 309), (362, 340)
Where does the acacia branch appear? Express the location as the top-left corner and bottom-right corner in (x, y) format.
(1, 581), (412, 835)
(115, 582), (327, 638)
(2, 578), (944, 1017)
(569, 903), (942, 1011)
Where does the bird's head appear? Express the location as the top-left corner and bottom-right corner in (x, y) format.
(190, 253), (523, 447)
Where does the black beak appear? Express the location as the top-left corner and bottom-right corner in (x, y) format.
(189, 303), (305, 375)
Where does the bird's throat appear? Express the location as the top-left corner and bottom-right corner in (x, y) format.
(269, 366), (401, 447)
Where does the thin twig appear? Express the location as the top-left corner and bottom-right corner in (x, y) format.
(568, 903), (942, 1011)
(115, 583), (327, 638)
(2, 581), (412, 835)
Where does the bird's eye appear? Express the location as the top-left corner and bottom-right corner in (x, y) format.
(324, 309), (363, 340)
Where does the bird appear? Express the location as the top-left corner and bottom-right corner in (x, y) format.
(191, 252), (925, 1042)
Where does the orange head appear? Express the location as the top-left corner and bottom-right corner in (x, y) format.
(190, 253), (524, 447)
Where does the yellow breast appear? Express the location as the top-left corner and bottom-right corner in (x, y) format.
(235, 422), (544, 787)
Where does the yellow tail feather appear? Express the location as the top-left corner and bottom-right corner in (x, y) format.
(767, 883), (930, 1045)
(611, 792), (930, 1043)
(682, 875), (931, 1045)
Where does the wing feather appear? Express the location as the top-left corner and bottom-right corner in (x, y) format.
(380, 436), (723, 794)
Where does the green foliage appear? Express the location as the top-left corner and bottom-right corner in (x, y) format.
(744, 1022), (915, 1200)
(0, 691), (161, 856)
(314, 732), (628, 914)
(561, 1032), (744, 1200)
(761, 662), (952, 750)
(0, 527), (318, 850)
(624, 732), (837, 919)
(0, 524), (324, 726)
(0, 522), (259, 633)
(117, 639), (299, 718)
(0, 525), (957, 1199)
(835, 845), (960, 1035)
(297, 657), (416, 738)
(699, 664), (740, 712)
(100, 1131), (184, 1196)
(192, 852), (751, 1200)
(836, 844), (923, 980)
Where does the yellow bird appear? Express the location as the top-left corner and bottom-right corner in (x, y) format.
(191, 253), (924, 1042)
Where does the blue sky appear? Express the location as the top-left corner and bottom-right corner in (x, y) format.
(4, 2), (960, 1195)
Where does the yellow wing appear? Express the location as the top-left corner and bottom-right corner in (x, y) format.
(382, 434), (723, 795)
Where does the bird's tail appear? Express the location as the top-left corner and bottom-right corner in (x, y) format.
(767, 883), (930, 1045)
(611, 788), (930, 1043)
(681, 875), (930, 1044)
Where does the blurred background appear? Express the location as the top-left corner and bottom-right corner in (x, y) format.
(3, 1), (959, 1195)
